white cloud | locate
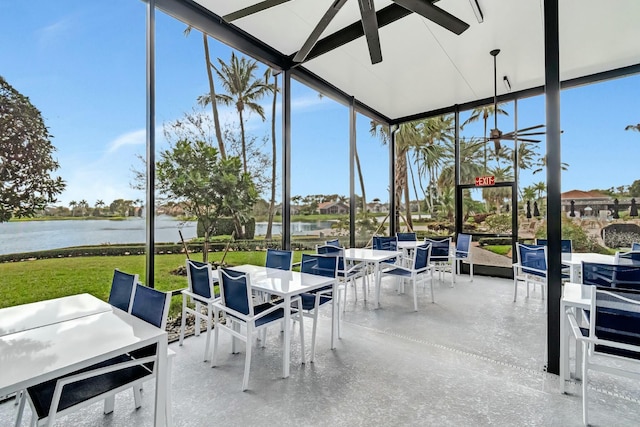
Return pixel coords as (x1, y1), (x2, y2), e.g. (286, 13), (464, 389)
(106, 129), (146, 154)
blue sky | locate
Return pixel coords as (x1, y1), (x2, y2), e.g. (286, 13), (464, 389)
(1, 1), (638, 207)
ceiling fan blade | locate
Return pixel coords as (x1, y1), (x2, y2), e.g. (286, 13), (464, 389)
(513, 138), (541, 143)
(293, 0), (349, 63)
(516, 131), (546, 136)
(514, 124), (545, 133)
(358, 0), (383, 64)
(223, 0), (291, 22)
(392, 0), (469, 35)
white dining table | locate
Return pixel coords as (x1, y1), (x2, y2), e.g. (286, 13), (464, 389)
(0, 295), (169, 427)
(343, 248), (402, 308)
(563, 253), (616, 283)
(559, 282), (592, 394)
(228, 265), (337, 378)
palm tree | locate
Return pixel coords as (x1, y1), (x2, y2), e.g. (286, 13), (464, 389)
(533, 181), (547, 200)
(184, 26), (226, 159)
(532, 154), (569, 175)
(438, 137), (484, 188)
(95, 199), (105, 216)
(461, 104), (509, 173)
(481, 166), (513, 212)
(264, 68), (278, 240)
(201, 52), (270, 174)
(69, 200), (77, 217)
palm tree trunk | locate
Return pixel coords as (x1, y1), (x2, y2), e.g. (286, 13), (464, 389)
(239, 109), (248, 174)
(265, 75), (277, 240)
(203, 230), (209, 263)
(354, 142), (367, 217)
(203, 34), (226, 159)
(404, 174), (413, 231)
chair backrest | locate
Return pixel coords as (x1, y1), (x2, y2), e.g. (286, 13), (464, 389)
(130, 284), (171, 329)
(413, 243), (432, 270)
(325, 239), (340, 247)
(265, 248), (293, 271)
(633, 242), (640, 251)
(425, 237), (451, 260)
(396, 232), (417, 242)
(218, 268), (252, 316)
(534, 238), (572, 260)
(582, 262), (640, 290)
(186, 259), (217, 299)
(373, 236), (398, 251)
(108, 270), (138, 312)
(316, 244), (345, 270)
(590, 288), (640, 356)
(301, 253), (338, 278)
(455, 233), (472, 257)
(615, 250), (640, 265)
(516, 243), (547, 275)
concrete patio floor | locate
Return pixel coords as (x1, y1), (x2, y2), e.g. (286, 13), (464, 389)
(3, 273), (640, 426)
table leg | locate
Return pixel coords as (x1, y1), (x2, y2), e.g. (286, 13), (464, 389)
(375, 261), (382, 308)
(283, 295), (291, 378)
(154, 336), (168, 427)
(331, 281), (337, 349)
(560, 302), (567, 394)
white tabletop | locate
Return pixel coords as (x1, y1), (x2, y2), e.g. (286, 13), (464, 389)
(0, 309), (166, 397)
(229, 265), (335, 296)
(0, 293), (112, 337)
(344, 248), (402, 262)
(563, 253), (615, 266)
(562, 282), (592, 309)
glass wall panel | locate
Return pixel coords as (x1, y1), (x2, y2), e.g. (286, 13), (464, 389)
(355, 114), (390, 245)
(290, 80), (349, 249)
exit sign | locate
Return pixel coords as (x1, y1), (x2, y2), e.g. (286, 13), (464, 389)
(475, 176), (495, 186)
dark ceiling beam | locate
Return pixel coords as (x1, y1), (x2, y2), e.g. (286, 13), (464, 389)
(292, 4), (412, 64)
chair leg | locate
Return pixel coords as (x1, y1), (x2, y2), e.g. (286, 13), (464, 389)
(203, 308), (213, 361)
(470, 263), (474, 282)
(242, 326), (252, 391)
(211, 311), (220, 368)
(104, 395), (116, 414)
(14, 390), (26, 427)
(412, 277), (418, 311)
(297, 308), (306, 365)
(195, 302), (202, 336)
(133, 386), (142, 409)
(342, 280), (348, 312)
(513, 277), (518, 302)
(179, 294), (187, 346)
(430, 271), (435, 303)
(582, 342), (588, 426)
(311, 310), (319, 363)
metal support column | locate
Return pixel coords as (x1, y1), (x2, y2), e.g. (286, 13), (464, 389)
(282, 69), (292, 250)
(349, 98), (356, 247)
(512, 99), (519, 252)
(145, 0), (156, 287)
(389, 125), (397, 235)
(545, 0), (562, 375)
(454, 106), (462, 237)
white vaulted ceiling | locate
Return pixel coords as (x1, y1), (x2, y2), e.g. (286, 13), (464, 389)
(162, 0), (640, 122)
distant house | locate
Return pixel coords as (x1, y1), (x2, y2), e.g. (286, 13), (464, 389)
(367, 201), (389, 213)
(561, 190), (612, 218)
(275, 204), (301, 215)
(317, 201), (349, 215)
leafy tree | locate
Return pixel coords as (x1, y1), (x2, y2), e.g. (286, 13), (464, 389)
(0, 76), (65, 222)
(629, 179), (640, 197)
(156, 139), (256, 262)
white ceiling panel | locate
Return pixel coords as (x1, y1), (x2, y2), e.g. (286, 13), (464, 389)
(188, 0), (640, 121)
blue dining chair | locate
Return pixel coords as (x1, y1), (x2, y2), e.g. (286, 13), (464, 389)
(381, 243), (434, 311)
(425, 237), (453, 286)
(396, 232), (417, 242)
(582, 262), (640, 290)
(317, 244), (366, 310)
(453, 233), (473, 282)
(212, 268), (305, 391)
(265, 248), (293, 270)
(325, 238), (340, 247)
(568, 288), (640, 425)
(179, 259), (219, 361)
(298, 254), (338, 362)
(513, 243), (548, 302)
(108, 269), (138, 312)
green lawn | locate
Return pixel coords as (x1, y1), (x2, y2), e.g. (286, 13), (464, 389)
(483, 245), (512, 256)
(0, 251), (307, 317)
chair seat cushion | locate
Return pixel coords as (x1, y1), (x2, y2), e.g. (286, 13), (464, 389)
(27, 354), (153, 419)
(252, 302), (286, 327)
(383, 268), (412, 278)
(299, 293), (332, 311)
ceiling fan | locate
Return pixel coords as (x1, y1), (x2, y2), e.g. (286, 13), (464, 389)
(484, 49), (545, 155)
(223, 0), (470, 65)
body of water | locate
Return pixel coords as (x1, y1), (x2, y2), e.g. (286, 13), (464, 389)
(0, 218), (335, 255)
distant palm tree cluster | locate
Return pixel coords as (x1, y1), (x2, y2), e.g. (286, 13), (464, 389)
(45, 199), (144, 218)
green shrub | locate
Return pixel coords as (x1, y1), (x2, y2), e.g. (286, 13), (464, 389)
(479, 237), (512, 246)
(535, 217), (608, 253)
(484, 213), (511, 234)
